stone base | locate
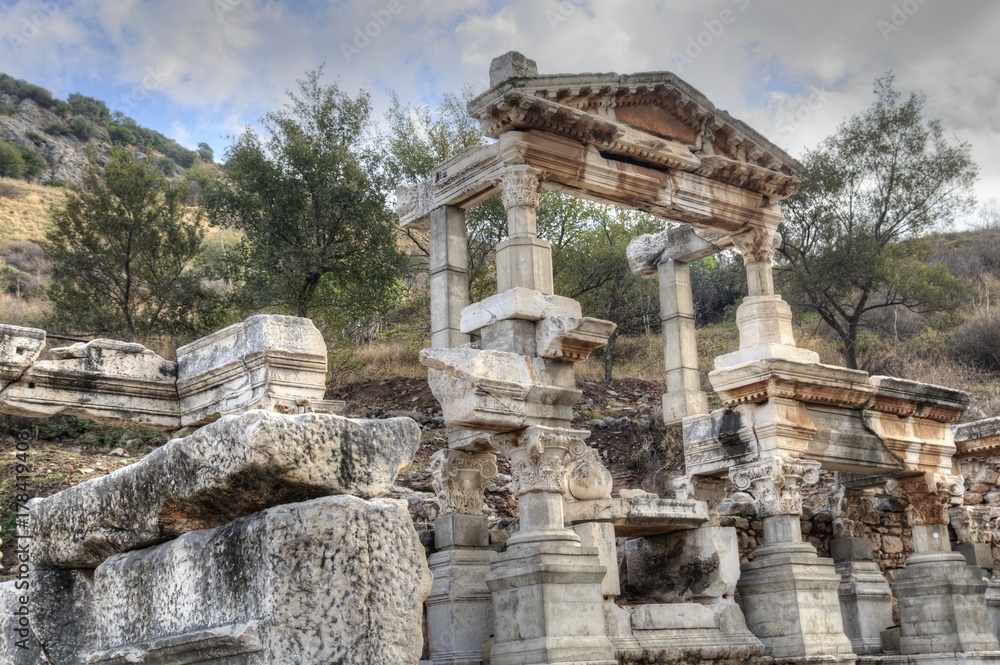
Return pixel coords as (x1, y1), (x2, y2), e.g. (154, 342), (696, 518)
(895, 552), (1000, 655)
(832, 538), (894, 656)
(662, 389), (709, 428)
(987, 575), (1000, 641)
(427, 548), (494, 665)
(486, 540), (616, 665)
(858, 652), (1000, 664)
(738, 541), (856, 662)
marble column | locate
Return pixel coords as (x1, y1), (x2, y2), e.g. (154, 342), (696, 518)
(890, 473), (999, 655)
(828, 488), (893, 655)
(658, 258), (709, 426)
(486, 426), (616, 665)
(730, 457), (856, 663)
(494, 166), (554, 295)
(426, 449), (498, 665)
(430, 205), (471, 349)
(716, 223), (819, 369)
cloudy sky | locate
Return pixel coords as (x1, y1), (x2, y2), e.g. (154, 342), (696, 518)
(3, 0), (999, 212)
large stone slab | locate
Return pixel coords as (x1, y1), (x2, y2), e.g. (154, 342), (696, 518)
(0, 338), (180, 431)
(31, 411), (420, 568)
(420, 347), (580, 432)
(176, 314), (334, 428)
(22, 496), (431, 665)
(459, 287), (580, 335)
(562, 495), (708, 536)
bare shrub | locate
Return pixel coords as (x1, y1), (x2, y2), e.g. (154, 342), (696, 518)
(952, 312), (1000, 372)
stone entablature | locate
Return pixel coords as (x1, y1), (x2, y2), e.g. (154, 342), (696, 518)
(955, 416), (1000, 458)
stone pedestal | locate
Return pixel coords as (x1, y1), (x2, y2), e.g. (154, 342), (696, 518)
(830, 537), (894, 655)
(895, 526), (999, 655)
(738, 535), (856, 663)
(731, 459), (856, 663)
(427, 546), (494, 665)
(987, 574), (1000, 642)
(486, 492), (616, 665)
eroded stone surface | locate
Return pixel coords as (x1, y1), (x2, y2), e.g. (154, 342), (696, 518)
(535, 316), (616, 362)
(459, 288), (581, 335)
(32, 411), (420, 568)
(0, 324), (45, 391)
(87, 496), (431, 665)
(176, 314), (332, 427)
(0, 338), (180, 431)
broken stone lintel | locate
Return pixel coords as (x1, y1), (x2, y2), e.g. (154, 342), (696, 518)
(31, 411), (420, 568)
(627, 226), (730, 278)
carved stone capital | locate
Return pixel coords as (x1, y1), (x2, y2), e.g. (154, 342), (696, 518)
(430, 449), (499, 516)
(497, 165), (542, 210)
(732, 225), (781, 264)
(491, 426), (589, 495)
(673, 475), (727, 526)
(949, 505), (993, 545)
(829, 487), (876, 539)
(729, 456), (820, 518)
(887, 472), (965, 526)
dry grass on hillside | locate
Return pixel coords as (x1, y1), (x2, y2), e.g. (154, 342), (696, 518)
(0, 293), (51, 328)
(0, 177), (65, 243)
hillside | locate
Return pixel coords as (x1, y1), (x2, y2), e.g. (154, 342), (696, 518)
(0, 177), (64, 242)
(0, 73), (201, 188)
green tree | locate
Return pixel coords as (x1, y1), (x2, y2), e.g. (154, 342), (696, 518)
(197, 142), (214, 163)
(68, 93), (111, 125)
(44, 147), (206, 342)
(0, 142), (25, 178)
(778, 73), (978, 369)
(205, 69), (406, 330)
(16, 144), (47, 179)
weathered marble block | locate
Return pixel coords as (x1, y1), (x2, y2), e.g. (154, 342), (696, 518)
(31, 411), (420, 568)
(459, 287), (580, 335)
(0, 338), (180, 430)
(420, 347), (579, 432)
(75, 496), (429, 665)
(535, 316), (616, 362)
(0, 324), (45, 390)
(176, 314), (333, 427)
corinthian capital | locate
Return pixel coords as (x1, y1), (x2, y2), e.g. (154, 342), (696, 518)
(430, 449), (499, 516)
(491, 425), (589, 496)
(829, 487), (876, 539)
(949, 505), (992, 545)
(887, 472), (965, 526)
(729, 456), (820, 518)
(497, 165), (542, 210)
(732, 225), (782, 264)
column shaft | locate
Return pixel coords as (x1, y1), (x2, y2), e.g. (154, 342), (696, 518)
(658, 259), (708, 426)
(430, 205), (471, 348)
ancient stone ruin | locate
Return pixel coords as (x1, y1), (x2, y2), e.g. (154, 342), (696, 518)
(2, 52), (1000, 665)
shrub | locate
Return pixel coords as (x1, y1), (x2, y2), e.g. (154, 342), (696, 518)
(45, 122), (68, 136)
(0, 101), (13, 115)
(951, 312), (1000, 371)
(68, 116), (98, 140)
(26, 131), (45, 146)
(16, 144), (47, 178)
(0, 142), (25, 178)
(107, 124), (136, 146)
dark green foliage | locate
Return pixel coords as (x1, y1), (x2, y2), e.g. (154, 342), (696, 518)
(44, 147), (208, 342)
(205, 69), (406, 336)
(779, 73), (978, 369)
(0, 142), (25, 178)
(197, 142), (214, 163)
(107, 123), (136, 146)
(15, 144), (47, 179)
(68, 116), (99, 140)
(0, 73), (65, 114)
(26, 131), (45, 146)
(67, 92), (111, 125)
(690, 251), (747, 325)
(0, 101), (13, 115)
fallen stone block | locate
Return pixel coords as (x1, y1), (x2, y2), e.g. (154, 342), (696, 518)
(176, 314), (333, 428)
(459, 287), (580, 335)
(535, 316), (616, 362)
(90, 496), (431, 665)
(31, 411), (420, 568)
(0, 338), (180, 431)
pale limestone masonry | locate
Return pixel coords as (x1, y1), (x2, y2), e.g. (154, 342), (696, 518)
(30, 411), (419, 568)
(0, 315), (345, 433)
